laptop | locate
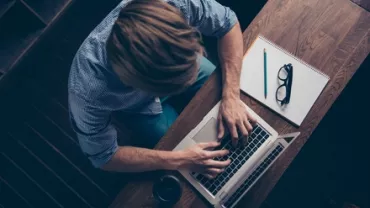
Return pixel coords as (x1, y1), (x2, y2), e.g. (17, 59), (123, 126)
(173, 101), (300, 208)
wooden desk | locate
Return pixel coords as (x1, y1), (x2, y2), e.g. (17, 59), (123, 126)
(110, 0), (370, 207)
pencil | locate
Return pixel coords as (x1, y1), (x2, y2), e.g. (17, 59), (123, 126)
(264, 48), (267, 98)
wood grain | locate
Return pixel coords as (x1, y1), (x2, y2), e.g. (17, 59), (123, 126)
(111, 0), (370, 207)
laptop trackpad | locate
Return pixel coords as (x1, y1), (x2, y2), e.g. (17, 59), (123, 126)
(192, 118), (218, 143)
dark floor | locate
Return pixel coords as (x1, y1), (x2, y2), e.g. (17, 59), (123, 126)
(0, 1), (126, 208)
(0, 0), (368, 208)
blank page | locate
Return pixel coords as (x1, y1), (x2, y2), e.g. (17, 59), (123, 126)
(240, 36), (329, 126)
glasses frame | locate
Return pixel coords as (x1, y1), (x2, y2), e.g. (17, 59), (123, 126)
(276, 63), (293, 105)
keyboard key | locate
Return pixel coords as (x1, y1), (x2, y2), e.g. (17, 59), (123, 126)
(254, 127), (261, 134)
(219, 156), (227, 161)
(237, 163), (242, 169)
(257, 134), (263, 140)
(235, 148), (242, 154)
(237, 155), (244, 161)
(229, 152), (237, 159)
(230, 162), (236, 169)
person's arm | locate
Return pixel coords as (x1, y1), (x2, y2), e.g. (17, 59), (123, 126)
(69, 92), (230, 176)
(218, 22), (243, 104)
(68, 91), (175, 171)
(184, 0), (256, 146)
(101, 146), (181, 172)
(102, 142), (230, 179)
(217, 22), (257, 146)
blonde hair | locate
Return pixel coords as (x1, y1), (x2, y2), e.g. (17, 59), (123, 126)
(106, 0), (203, 95)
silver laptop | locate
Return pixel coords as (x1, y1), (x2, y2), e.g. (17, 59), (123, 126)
(174, 101), (300, 208)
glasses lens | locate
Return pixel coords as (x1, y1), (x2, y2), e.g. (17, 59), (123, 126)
(278, 67), (289, 80)
(276, 85), (286, 101)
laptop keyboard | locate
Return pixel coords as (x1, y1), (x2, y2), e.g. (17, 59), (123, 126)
(223, 143), (284, 207)
(191, 124), (271, 196)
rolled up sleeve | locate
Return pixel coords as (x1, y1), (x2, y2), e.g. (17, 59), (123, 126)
(186, 0), (238, 38)
(68, 91), (118, 168)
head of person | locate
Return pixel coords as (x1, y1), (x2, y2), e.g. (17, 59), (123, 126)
(106, 0), (204, 96)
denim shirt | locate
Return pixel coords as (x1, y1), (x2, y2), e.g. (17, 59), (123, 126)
(68, 0), (237, 168)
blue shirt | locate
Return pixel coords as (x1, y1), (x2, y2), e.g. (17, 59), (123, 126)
(68, 0), (237, 168)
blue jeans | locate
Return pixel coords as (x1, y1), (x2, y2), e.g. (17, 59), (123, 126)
(122, 57), (216, 148)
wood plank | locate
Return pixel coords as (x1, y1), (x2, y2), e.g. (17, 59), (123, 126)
(0, 175), (33, 208)
(0, 78), (127, 206)
(6, 124), (105, 207)
(0, 153), (62, 208)
(31, 99), (77, 144)
(1, 133), (91, 208)
(110, 0), (370, 207)
(24, 109), (116, 201)
(16, 76), (128, 197)
(25, 51), (70, 108)
(21, 0), (73, 24)
(0, 101), (112, 207)
(0, 1), (16, 20)
(26, 76), (76, 142)
(0, 0), (46, 73)
(0, 91), (114, 205)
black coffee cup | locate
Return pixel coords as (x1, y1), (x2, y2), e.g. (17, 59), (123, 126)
(152, 174), (182, 207)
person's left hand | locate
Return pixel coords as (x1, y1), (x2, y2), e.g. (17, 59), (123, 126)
(217, 98), (257, 147)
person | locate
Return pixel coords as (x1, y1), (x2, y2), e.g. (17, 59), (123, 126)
(68, 0), (256, 179)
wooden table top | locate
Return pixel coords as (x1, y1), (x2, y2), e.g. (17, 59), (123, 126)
(110, 0), (370, 207)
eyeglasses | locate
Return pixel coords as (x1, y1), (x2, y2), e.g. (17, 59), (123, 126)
(276, 64), (293, 106)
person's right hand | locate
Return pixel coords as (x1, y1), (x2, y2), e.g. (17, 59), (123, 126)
(177, 142), (231, 179)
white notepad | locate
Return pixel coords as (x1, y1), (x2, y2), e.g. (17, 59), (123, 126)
(240, 36), (330, 126)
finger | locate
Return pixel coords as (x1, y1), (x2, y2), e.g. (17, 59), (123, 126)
(239, 124), (249, 146)
(242, 131), (250, 146)
(205, 159), (231, 168)
(244, 119), (253, 132)
(243, 136), (249, 146)
(217, 115), (225, 140)
(246, 111), (257, 125)
(226, 121), (239, 147)
(205, 168), (224, 175)
(238, 121), (249, 138)
(206, 149), (229, 158)
(198, 141), (220, 149)
(237, 121), (248, 146)
(202, 173), (216, 179)
(231, 130), (239, 148)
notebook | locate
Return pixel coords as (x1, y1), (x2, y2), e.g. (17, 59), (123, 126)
(240, 35), (329, 126)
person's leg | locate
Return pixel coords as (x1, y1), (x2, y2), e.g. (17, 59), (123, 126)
(120, 103), (178, 148)
(167, 56), (216, 112)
